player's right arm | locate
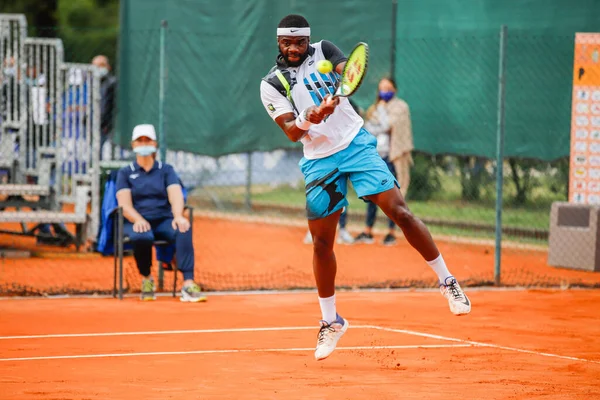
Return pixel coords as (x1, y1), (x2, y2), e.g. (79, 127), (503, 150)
(115, 168), (150, 232)
(260, 81), (338, 142)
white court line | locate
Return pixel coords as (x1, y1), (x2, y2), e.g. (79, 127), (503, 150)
(0, 344), (472, 362)
(2, 325), (598, 365)
(0, 326), (318, 340)
(365, 325), (600, 365)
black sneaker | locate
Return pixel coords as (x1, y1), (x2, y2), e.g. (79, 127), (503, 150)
(354, 232), (374, 244)
(382, 233), (397, 246)
(36, 235), (66, 246)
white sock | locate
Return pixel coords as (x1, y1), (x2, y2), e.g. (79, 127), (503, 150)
(426, 254), (453, 284)
(318, 294), (337, 324)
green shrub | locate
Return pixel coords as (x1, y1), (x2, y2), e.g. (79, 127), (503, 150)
(406, 152), (442, 201)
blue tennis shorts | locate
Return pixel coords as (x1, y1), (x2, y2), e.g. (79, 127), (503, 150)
(299, 128), (399, 220)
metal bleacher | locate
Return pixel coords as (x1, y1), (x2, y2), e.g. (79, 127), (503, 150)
(0, 14), (100, 251)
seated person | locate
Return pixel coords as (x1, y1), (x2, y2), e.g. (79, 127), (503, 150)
(115, 124), (206, 302)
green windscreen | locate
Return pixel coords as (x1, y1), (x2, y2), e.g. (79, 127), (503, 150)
(118, 0), (600, 160)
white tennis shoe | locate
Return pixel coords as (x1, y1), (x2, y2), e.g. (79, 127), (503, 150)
(314, 314), (349, 360)
(440, 276), (471, 315)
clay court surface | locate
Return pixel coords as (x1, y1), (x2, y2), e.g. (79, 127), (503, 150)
(1, 290), (599, 399)
(2, 214), (600, 294)
(1, 214), (600, 399)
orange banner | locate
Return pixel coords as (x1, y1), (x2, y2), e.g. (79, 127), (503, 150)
(570, 33), (600, 204)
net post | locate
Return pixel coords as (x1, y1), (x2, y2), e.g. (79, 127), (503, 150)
(390, 0), (398, 81)
(158, 20), (168, 163)
(494, 25), (508, 286)
(245, 152), (252, 210)
(158, 262), (164, 291)
(118, 207), (124, 300)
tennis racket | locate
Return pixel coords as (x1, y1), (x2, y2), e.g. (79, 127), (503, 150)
(333, 42), (369, 98)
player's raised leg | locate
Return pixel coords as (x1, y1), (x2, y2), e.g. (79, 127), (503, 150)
(368, 188), (471, 315)
(309, 209), (340, 300)
(308, 209), (349, 360)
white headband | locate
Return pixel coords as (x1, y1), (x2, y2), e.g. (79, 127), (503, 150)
(277, 27), (311, 37)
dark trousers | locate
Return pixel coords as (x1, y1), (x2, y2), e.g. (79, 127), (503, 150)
(339, 208), (348, 229)
(366, 157), (396, 229)
(123, 217), (195, 280)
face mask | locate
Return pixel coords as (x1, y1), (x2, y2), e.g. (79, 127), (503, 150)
(379, 91), (395, 102)
(98, 67), (108, 78)
(133, 145), (157, 156)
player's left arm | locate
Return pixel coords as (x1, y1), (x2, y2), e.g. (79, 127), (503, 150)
(165, 166), (184, 220)
(165, 166), (189, 232)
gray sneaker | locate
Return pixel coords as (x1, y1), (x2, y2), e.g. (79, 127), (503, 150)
(140, 278), (156, 301)
(181, 282), (207, 303)
(336, 228), (355, 245)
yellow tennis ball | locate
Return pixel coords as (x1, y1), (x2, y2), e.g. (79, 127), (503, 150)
(316, 60), (333, 74)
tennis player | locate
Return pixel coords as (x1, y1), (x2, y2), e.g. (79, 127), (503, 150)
(260, 14), (471, 361)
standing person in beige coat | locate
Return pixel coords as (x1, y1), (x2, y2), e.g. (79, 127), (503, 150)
(354, 77), (414, 246)
(386, 79), (414, 199)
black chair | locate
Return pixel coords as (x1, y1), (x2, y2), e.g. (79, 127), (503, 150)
(111, 206), (193, 300)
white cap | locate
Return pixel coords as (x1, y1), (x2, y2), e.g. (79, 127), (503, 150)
(132, 124), (157, 141)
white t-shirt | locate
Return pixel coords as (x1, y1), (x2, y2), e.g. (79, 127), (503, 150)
(260, 40), (364, 160)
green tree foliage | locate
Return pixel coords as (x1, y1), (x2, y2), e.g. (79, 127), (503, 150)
(508, 158), (539, 206)
(0, 0), (58, 36)
(458, 156), (489, 202)
(56, 0), (119, 65)
(548, 157), (569, 199)
(406, 153), (442, 201)
(1, 0), (118, 66)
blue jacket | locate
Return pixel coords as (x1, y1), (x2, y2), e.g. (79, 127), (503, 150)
(96, 169), (187, 264)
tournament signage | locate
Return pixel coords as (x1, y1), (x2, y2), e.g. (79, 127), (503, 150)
(570, 33), (600, 204)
